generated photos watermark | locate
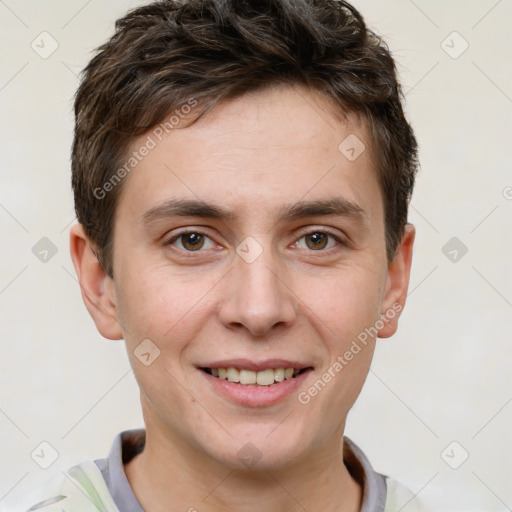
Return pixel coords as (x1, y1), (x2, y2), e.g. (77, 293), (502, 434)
(298, 302), (402, 405)
(93, 97), (198, 200)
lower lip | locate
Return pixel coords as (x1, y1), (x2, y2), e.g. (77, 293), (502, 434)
(199, 369), (313, 407)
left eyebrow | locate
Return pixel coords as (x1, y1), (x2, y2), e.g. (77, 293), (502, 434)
(277, 197), (365, 222)
(141, 197), (366, 225)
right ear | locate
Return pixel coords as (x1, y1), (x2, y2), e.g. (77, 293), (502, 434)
(69, 223), (123, 340)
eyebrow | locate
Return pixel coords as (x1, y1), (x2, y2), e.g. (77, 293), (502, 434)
(141, 197), (365, 225)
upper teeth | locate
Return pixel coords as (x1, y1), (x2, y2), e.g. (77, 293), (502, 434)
(211, 367), (298, 386)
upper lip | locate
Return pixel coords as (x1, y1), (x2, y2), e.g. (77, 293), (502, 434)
(199, 359), (313, 372)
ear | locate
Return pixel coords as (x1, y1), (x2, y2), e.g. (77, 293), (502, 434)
(378, 223), (415, 338)
(69, 223), (123, 340)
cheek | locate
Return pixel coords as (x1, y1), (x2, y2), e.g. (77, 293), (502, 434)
(115, 266), (216, 352)
(297, 267), (383, 402)
(302, 266), (385, 341)
(115, 270), (213, 409)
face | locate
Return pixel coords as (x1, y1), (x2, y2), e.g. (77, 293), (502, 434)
(72, 84), (414, 471)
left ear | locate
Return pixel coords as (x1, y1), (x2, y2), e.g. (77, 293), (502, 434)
(378, 223), (415, 338)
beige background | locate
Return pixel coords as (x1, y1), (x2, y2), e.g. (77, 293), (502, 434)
(1, 1), (511, 510)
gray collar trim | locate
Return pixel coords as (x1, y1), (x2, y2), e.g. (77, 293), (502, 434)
(95, 430), (387, 512)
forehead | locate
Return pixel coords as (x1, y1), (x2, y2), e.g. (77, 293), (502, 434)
(116, 84), (382, 230)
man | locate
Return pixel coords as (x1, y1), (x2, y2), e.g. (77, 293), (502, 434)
(14, 0), (424, 510)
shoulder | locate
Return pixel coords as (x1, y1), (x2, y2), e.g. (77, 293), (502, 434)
(383, 476), (441, 512)
(5, 460), (119, 512)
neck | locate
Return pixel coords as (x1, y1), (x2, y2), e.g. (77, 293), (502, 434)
(125, 418), (362, 512)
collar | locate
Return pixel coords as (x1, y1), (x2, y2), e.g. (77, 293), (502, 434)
(94, 429), (387, 512)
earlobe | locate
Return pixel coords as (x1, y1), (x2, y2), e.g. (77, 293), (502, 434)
(69, 223), (124, 340)
(378, 224), (415, 339)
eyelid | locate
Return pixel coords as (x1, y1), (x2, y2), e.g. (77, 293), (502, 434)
(294, 225), (345, 237)
(294, 226), (348, 244)
(163, 227), (218, 250)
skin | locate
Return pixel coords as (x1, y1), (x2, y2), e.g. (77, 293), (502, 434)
(70, 83), (415, 512)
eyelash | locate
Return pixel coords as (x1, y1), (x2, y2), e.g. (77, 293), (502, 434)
(163, 228), (347, 255)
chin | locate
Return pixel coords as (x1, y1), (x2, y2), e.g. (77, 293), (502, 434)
(205, 422), (317, 472)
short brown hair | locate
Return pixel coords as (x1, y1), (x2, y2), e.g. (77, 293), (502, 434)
(72, 0), (419, 278)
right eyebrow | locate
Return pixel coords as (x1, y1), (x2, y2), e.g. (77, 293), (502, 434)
(142, 199), (236, 225)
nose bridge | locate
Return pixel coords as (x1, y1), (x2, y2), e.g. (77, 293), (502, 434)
(239, 244), (279, 301)
(219, 235), (296, 335)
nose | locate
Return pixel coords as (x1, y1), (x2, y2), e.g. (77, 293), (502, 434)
(217, 239), (297, 337)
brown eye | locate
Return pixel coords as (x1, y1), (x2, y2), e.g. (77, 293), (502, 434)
(180, 232), (205, 251)
(295, 231), (341, 252)
(305, 232), (329, 250)
(165, 230), (217, 254)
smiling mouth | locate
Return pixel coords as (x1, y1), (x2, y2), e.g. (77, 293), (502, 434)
(201, 367), (312, 386)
